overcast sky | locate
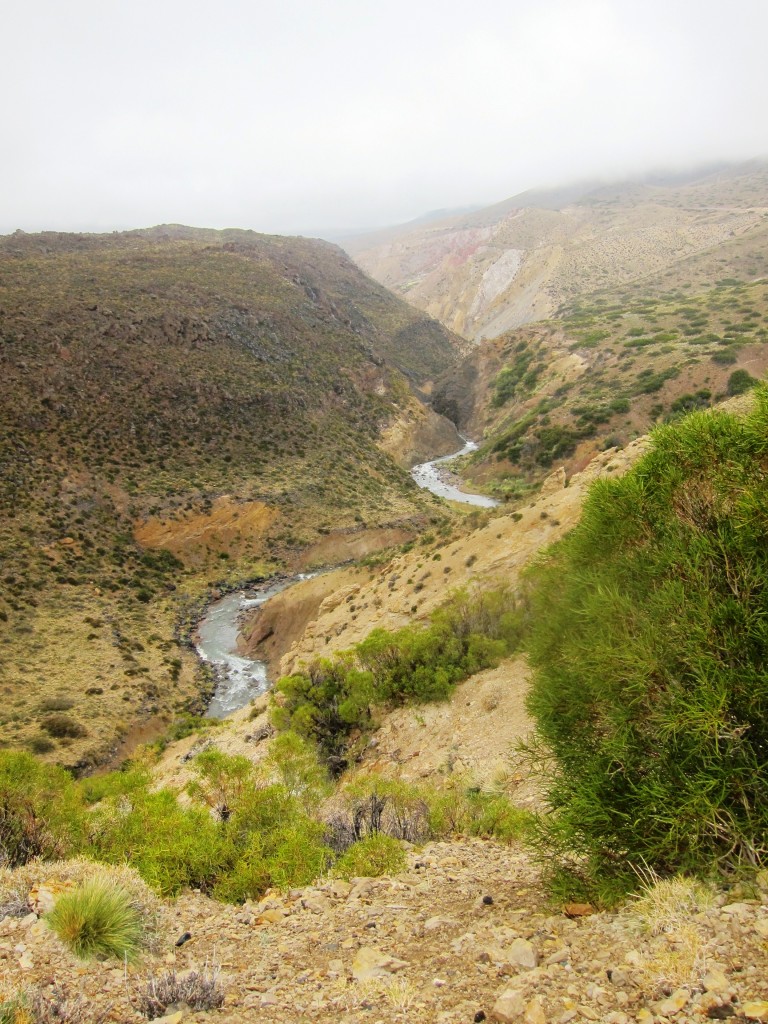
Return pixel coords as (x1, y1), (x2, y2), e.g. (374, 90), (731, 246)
(2, 0), (767, 237)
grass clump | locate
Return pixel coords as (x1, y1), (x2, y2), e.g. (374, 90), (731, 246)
(524, 383), (768, 901)
(46, 877), (144, 961)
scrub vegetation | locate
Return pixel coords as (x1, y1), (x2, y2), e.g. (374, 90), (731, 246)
(0, 227), (463, 764)
(522, 386), (768, 901)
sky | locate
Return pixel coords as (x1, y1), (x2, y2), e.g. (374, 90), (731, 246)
(2, 0), (767, 237)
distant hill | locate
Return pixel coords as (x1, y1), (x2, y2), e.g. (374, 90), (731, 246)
(0, 226), (465, 766)
(345, 161), (768, 340)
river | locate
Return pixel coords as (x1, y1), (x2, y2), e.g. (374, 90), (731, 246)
(198, 575), (315, 718)
(196, 440), (497, 717)
(410, 438), (499, 508)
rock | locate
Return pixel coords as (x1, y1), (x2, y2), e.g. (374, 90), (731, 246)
(259, 909), (285, 924)
(18, 950), (34, 970)
(507, 937), (538, 968)
(721, 902), (752, 917)
(425, 916), (455, 932)
(545, 947), (570, 965)
(351, 946), (408, 981)
(656, 989), (689, 1015)
(755, 919), (768, 938)
(149, 1013), (184, 1024)
(563, 902), (595, 918)
(490, 988), (526, 1023)
(174, 931), (192, 946)
(524, 996), (546, 1024)
(540, 467), (567, 496)
(743, 1002), (768, 1021)
(703, 969), (729, 992)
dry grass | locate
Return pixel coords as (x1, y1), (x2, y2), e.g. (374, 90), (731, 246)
(632, 870), (716, 936)
(631, 870), (715, 994)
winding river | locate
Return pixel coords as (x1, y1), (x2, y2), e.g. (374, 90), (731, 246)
(198, 575), (314, 718)
(410, 438), (499, 508)
(196, 439), (497, 717)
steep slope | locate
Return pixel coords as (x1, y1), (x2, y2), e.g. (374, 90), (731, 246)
(345, 161), (768, 340)
(0, 227), (465, 767)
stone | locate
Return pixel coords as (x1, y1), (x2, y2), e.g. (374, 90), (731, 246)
(755, 919), (768, 938)
(702, 969), (729, 993)
(260, 909), (284, 924)
(743, 1002), (768, 1021)
(656, 989), (689, 1015)
(545, 947), (570, 965)
(490, 988), (526, 1023)
(18, 950), (34, 971)
(507, 937), (538, 969)
(149, 1013), (184, 1024)
(425, 916), (455, 932)
(351, 946), (408, 981)
(563, 902), (594, 918)
(524, 996), (546, 1024)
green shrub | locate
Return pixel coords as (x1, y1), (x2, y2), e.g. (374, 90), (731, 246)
(727, 369), (758, 396)
(334, 833), (406, 879)
(89, 786), (228, 895)
(46, 878), (143, 961)
(274, 587), (525, 769)
(0, 752), (86, 867)
(426, 786), (531, 843)
(524, 387), (768, 900)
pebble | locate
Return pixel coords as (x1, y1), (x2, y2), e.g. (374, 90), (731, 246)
(490, 987), (526, 1023)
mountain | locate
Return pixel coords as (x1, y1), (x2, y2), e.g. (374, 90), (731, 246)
(0, 226), (465, 767)
(344, 161), (768, 340)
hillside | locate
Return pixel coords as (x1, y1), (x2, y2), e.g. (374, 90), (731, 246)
(431, 276), (768, 499)
(345, 161), (768, 340)
(0, 227), (465, 767)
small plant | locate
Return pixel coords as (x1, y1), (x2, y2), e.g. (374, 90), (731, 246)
(334, 833), (406, 879)
(137, 967), (225, 1018)
(46, 877), (144, 961)
(0, 987), (109, 1024)
(633, 868), (715, 935)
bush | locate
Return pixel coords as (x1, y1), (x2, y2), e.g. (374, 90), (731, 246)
(0, 752), (86, 867)
(334, 833), (406, 879)
(727, 369), (758, 396)
(524, 388), (768, 900)
(274, 587), (525, 770)
(46, 877), (144, 960)
(40, 714), (87, 739)
(89, 786), (229, 895)
(138, 968), (224, 1019)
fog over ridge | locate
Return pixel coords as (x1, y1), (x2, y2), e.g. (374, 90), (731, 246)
(2, 0), (766, 236)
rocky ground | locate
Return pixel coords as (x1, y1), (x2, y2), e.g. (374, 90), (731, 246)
(3, 840), (768, 1023)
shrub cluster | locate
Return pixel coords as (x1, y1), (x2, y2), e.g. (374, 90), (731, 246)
(273, 587), (525, 770)
(524, 385), (768, 900)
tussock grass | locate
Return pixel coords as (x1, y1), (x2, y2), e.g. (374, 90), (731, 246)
(633, 868), (715, 936)
(45, 877), (144, 961)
